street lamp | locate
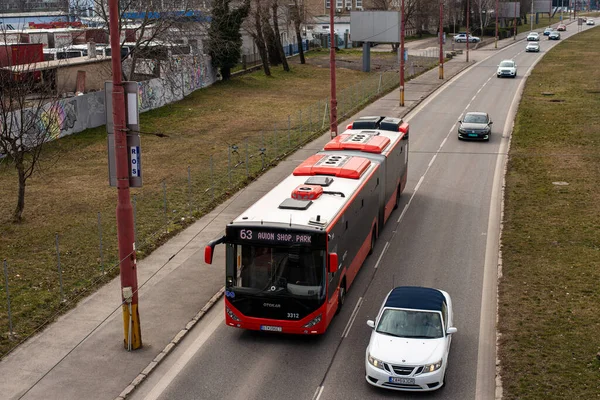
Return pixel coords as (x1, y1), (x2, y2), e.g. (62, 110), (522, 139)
(329, 0), (338, 137)
(513, 0), (517, 40)
(400, 0), (405, 106)
(439, 0), (444, 79)
(495, 0), (499, 48)
(466, 0), (470, 62)
(530, 0), (534, 31)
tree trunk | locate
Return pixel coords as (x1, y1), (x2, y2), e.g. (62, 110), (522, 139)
(292, 5), (305, 64)
(262, 11), (280, 66)
(254, 1), (271, 76)
(272, 0), (290, 72)
(13, 161), (26, 223)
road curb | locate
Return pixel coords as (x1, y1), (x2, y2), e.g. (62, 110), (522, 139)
(115, 287), (225, 400)
(113, 57), (478, 400)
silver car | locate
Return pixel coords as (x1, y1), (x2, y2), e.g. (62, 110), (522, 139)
(526, 42), (540, 52)
(458, 112), (493, 140)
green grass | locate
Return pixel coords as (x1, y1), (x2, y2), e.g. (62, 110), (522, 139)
(0, 51), (420, 357)
(498, 27), (600, 398)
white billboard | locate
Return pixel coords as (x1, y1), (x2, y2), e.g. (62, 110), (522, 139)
(499, 2), (521, 18)
(350, 11), (401, 43)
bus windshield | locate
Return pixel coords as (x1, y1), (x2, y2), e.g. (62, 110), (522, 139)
(235, 244), (325, 298)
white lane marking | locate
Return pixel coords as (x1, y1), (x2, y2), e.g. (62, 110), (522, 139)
(313, 385), (325, 400)
(475, 45), (548, 400)
(428, 154), (437, 167)
(440, 137), (448, 148)
(414, 175), (425, 192)
(466, 102), (471, 108)
(374, 242), (390, 269)
(397, 203), (409, 223)
(143, 304), (224, 400)
(341, 297), (364, 338)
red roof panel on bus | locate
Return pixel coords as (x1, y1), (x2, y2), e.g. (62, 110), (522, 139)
(293, 154), (371, 179)
(324, 134), (391, 154)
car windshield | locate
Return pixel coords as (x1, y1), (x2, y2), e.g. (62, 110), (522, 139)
(499, 61), (514, 67)
(376, 309), (444, 339)
(235, 244), (325, 297)
(463, 114), (488, 124)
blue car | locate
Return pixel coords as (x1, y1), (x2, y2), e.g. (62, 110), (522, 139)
(543, 27), (553, 36)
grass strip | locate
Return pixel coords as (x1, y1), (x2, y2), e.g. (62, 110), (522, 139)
(498, 25), (600, 398)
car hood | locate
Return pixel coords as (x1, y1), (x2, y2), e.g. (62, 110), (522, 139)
(460, 122), (489, 130)
(369, 333), (445, 365)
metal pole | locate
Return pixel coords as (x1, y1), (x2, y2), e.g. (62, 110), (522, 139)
(531, 0), (534, 31)
(3, 260), (14, 340)
(55, 233), (65, 302)
(162, 181), (167, 233)
(439, 0), (444, 79)
(210, 155), (214, 202)
(329, 6), (338, 137)
(299, 110), (302, 138)
(400, 0), (405, 106)
(514, 1), (517, 40)
(466, 0), (470, 62)
(228, 146), (232, 188)
(245, 138), (249, 177)
(133, 194), (137, 245)
(495, 0), (499, 48)
(98, 212), (104, 275)
(261, 131), (265, 169)
(108, 0), (141, 350)
(287, 115), (291, 148)
(187, 166), (192, 218)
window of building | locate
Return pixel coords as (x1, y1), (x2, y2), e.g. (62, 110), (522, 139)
(325, 0), (330, 8)
(356, 0), (363, 8)
(336, 0), (343, 9)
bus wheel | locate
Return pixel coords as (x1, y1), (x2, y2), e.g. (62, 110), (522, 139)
(393, 187), (401, 210)
(368, 228), (376, 255)
(336, 284), (346, 315)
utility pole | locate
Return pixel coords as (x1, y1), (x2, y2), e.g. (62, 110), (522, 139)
(514, 1), (517, 40)
(400, 0), (405, 106)
(108, 0), (142, 350)
(466, 0), (470, 62)
(531, 0), (534, 31)
(495, 0), (499, 48)
(329, 5), (338, 138)
(439, 0), (444, 79)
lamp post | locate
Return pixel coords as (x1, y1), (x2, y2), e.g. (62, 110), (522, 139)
(466, 0), (470, 62)
(561, 0), (564, 21)
(513, 0), (517, 40)
(439, 0), (444, 79)
(530, 0), (534, 31)
(400, 0), (405, 106)
(329, 3), (338, 137)
(495, 0), (499, 48)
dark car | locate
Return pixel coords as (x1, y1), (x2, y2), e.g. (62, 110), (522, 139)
(543, 27), (553, 36)
(549, 31), (561, 40)
(458, 112), (493, 141)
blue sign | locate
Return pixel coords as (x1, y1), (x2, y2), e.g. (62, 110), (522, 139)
(130, 146), (141, 177)
(404, 49), (408, 62)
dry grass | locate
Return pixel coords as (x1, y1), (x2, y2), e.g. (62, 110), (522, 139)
(498, 27), (600, 398)
(0, 49), (429, 356)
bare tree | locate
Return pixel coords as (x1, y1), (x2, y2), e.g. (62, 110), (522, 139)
(250, 0), (272, 75)
(271, 0), (290, 71)
(260, 1), (281, 66)
(289, 0), (305, 64)
(0, 36), (62, 222)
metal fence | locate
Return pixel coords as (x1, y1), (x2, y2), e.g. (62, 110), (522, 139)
(0, 52), (439, 355)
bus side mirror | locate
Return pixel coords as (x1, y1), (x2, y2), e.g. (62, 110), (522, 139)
(205, 236), (226, 265)
(328, 253), (339, 273)
(205, 246), (214, 264)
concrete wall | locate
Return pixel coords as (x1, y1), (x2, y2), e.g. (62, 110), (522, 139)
(56, 58), (113, 93)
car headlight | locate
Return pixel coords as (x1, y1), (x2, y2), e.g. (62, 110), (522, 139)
(423, 359), (443, 373)
(368, 353), (386, 370)
(458, 127), (466, 133)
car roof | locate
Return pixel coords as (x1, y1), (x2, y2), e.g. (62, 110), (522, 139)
(465, 111), (488, 116)
(384, 286), (446, 312)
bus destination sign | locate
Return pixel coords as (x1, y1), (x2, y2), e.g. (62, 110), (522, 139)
(237, 229), (314, 244)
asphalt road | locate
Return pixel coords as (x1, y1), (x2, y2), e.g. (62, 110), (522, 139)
(130, 24), (594, 400)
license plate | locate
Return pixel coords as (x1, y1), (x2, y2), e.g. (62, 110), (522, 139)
(260, 325), (282, 332)
(468, 133), (478, 137)
(389, 377), (415, 384)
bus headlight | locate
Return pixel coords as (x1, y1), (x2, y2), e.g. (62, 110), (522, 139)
(226, 306), (240, 321)
(303, 314), (322, 328)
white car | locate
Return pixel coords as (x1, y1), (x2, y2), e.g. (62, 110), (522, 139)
(497, 59), (517, 78)
(526, 32), (540, 41)
(365, 286), (457, 392)
(453, 33), (480, 43)
(525, 42), (540, 52)
(586, 19), (595, 25)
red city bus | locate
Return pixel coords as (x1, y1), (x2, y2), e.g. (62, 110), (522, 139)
(205, 116), (409, 334)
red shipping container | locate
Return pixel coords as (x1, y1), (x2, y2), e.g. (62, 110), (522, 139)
(0, 43), (44, 81)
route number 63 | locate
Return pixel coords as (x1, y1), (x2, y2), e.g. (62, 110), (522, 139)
(240, 229), (253, 240)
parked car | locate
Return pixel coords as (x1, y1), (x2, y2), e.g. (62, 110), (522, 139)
(527, 32), (540, 41)
(458, 112), (493, 140)
(549, 31), (561, 40)
(453, 33), (480, 43)
(525, 42), (540, 52)
(496, 59), (517, 79)
(365, 286), (457, 392)
(543, 27), (553, 36)
(557, 24), (567, 31)
(586, 19), (595, 25)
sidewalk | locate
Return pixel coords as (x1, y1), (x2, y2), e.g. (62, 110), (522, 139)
(0, 53), (475, 400)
